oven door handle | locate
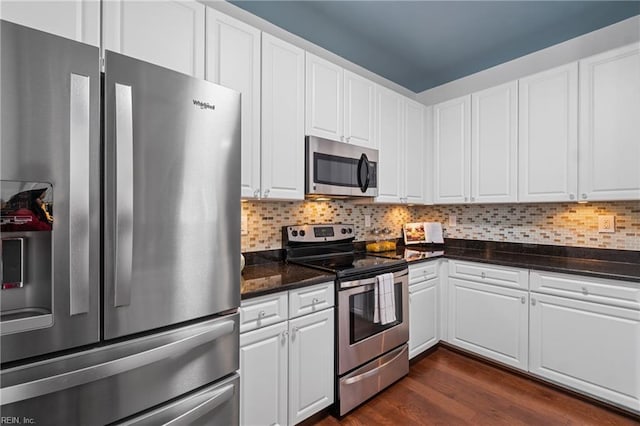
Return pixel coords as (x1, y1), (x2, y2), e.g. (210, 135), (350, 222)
(341, 269), (408, 290)
(343, 345), (408, 385)
(356, 153), (370, 193)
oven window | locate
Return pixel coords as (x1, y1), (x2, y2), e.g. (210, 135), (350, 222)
(314, 153), (358, 188)
(349, 283), (403, 344)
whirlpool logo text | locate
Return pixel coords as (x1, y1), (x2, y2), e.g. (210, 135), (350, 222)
(192, 100), (216, 110)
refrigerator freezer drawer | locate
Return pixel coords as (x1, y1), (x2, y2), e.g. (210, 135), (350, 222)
(0, 314), (239, 425)
(118, 373), (239, 426)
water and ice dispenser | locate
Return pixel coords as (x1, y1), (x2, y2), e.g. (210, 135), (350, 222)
(1, 181), (54, 334)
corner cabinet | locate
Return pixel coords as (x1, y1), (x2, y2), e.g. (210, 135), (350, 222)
(0, 0), (100, 46)
(433, 95), (471, 204)
(206, 9), (261, 199)
(447, 260), (529, 370)
(239, 283), (335, 426)
(408, 262), (439, 359)
(518, 62), (578, 202)
(261, 33), (305, 200)
(103, 0), (205, 78)
(578, 43), (640, 202)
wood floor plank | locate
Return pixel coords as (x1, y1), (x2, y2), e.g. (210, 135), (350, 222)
(313, 347), (640, 426)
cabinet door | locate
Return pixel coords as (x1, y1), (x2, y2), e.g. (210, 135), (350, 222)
(343, 70), (376, 148)
(103, 0), (205, 78)
(305, 53), (343, 141)
(240, 322), (289, 426)
(519, 63), (578, 202)
(409, 278), (438, 359)
(471, 81), (518, 203)
(374, 86), (404, 203)
(433, 95), (471, 204)
(0, 0), (99, 46)
(288, 309), (334, 425)
(206, 9), (261, 199)
(448, 278), (528, 370)
(579, 43), (640, 201)
(404, 99), (427, 204)
(530, 293), (640, 412)
(261, 33), (305, 201)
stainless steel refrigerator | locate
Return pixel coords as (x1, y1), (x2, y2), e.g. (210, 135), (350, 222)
(0, 20), (241, 425)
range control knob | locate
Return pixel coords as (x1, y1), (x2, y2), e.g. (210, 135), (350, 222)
(347, 228), (353, 234)
(299, 230), (306, 237)
(291, 230), (298, 237)
(341, 228), (347, 234)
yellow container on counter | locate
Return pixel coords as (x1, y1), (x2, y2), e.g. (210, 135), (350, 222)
(366, 240), (396, 252)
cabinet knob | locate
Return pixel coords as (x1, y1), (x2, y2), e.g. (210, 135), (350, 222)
(312, 298), (319, 304)
(258, 310), (266, 318)
(470, 197), (475, 202)
(346, 136), (351, 142)
(281, 330), (288, 342)
(581, 287), (589, 296)
(581, 193), (587, 200)
(253, 189), (260, 198)
(569, 193), (575, 200)
(340, 136), (344, 142)
(263, 189), (270, 198)
(531, 298), (537, 306)
(521, 296), (526, 304)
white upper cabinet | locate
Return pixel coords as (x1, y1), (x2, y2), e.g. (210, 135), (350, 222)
(374, 86), (404, 203)
(0, 0), (100, 46)
(519, 63), (578, 202)
(305, 52), (344, 141)
(261, 33), (305, 200)
(206, 8), (261, 198)
(404, 99), (428, 204)
(471, 81), (518, 203)
(433, 95), (471, 204)
(344, 70), (376, 148)
(579, 43), (640, 201)
(103, 0), (205, 77)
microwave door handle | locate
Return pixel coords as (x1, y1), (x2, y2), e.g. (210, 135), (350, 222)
(357, 153), (370, 193)
(114, 83), (134, 308)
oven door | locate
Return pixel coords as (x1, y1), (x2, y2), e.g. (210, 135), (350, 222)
(306, 135), (378, 197)
(338, 269), (409, 375)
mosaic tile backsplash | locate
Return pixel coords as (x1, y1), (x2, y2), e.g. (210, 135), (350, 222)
(241, 200), (640, 252)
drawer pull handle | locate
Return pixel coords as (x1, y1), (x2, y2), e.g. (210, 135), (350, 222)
(582, 287), (589, 296)
(312, 298), (319, 304)
(258, 310), (266, 318)
(481, 272), (486, 279)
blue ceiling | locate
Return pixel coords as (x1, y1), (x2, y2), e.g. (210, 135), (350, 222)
(230, 1), (640, 92)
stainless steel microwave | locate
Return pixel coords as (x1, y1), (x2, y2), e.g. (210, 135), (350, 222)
(306, 136), (378, 197)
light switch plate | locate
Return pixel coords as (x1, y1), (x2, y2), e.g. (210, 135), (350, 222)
(598, 215), (615, 233)
(449, 215), (457, 227)
(241, 214), (248, 236)
(364, 214), (371, 228)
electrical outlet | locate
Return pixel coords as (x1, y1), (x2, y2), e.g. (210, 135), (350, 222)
(241, 214), (249, 236)
(364, 214), (371, 228)
(449, 215), (457, 227)
(598, 215), (615, 233)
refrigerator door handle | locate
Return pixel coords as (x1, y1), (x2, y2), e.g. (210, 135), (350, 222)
(0, 319), (235, 405)
(114, 83), (134, 308)
(69, 73), (91, 316)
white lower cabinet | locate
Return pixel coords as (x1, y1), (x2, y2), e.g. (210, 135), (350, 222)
(448, 277), (529, 370)
(408, 262), (439, 358)
(239, 283), (334, 426)
(240, 321), (288, 426)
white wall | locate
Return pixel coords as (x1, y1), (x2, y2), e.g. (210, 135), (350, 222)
(417, 15), (640, 106)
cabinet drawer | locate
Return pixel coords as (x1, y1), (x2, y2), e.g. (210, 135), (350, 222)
(530, 271), (640, 310)
(409, 261), (438, 285)
(240, 292), (288, 333)
(289, 282), (334, 318)
(449, 260), (528, 290)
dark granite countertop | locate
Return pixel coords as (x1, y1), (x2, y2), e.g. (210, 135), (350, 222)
(241, 250), (334, 299)
(240, 241), (640, 299)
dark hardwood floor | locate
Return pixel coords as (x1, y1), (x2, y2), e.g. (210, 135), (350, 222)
(314, 347), (640, 425)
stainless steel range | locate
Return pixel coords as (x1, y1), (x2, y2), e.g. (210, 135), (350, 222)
(284, 224), (409, 416)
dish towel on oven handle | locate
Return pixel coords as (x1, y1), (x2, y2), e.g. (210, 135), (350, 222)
(374, 272), (396, 325)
